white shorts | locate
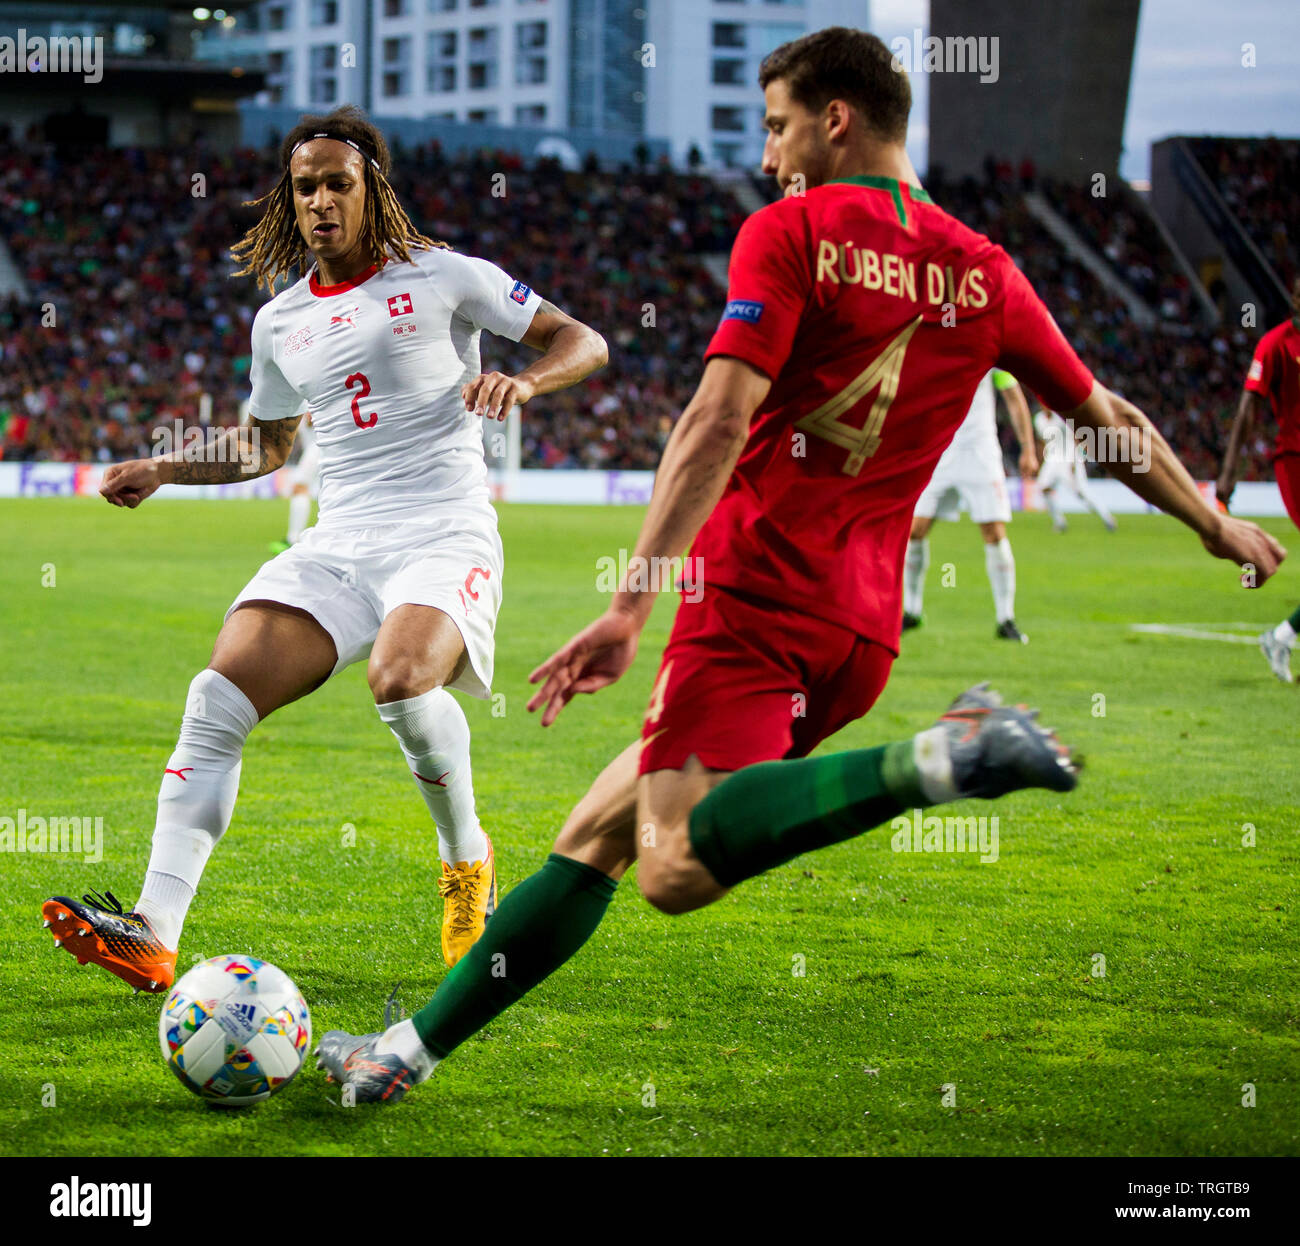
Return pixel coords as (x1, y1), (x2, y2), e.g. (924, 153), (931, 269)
(915, 443), (1011, 525)
(226, 515), (504, 698)
(1038, 457), (1088, 496)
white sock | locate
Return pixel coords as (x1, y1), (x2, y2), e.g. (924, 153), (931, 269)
(911, 725), (958, 804)
(377, 687), (488, 866)
(1044, 489), (1066, 528)
(1081, 488), (1115, 528)
(136, 669), (257, 948)
(1275, 621), (1296, 647)
(287, 492), (311, 543)
(985, 537), (1016, 623)
(375, 1017), (439, 1081)
(903, 538), (930, 616)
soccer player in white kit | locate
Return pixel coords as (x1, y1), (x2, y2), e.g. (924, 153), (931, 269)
(1034, 407), (1117, 533)
(272, 412), (321, 551)
(42, 107), (608, 990)
(902, 369), (1038, 642)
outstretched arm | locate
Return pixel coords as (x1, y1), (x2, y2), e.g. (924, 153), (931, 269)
(1215, 389), (1267, 506)
(1000, 378), (1038, 476)
(526, 356), (770, 725)
(1065, 383), (1284, 580)
(462, 300), (608, 420)
(100, 414), (301, 508)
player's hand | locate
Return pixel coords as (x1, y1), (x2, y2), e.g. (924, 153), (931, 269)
(1200, 514), (1286, 587)
(1019, 448), (1039, 477)
(527, 607), (641, 727)
(100, 458), (166, 509)
(461, 372), (535, 421)
(1214, 477), (1234, 511)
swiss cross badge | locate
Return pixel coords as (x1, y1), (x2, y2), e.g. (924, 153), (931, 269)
(388, 293), (414, 317)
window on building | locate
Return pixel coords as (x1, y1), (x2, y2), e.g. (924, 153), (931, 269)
(428, 0), (456, 10)
(712, 23), (745, 49)
(515, 104), (546, 125)
(309, 75), (337, 104)
(383, 36), (410, 64)
(428, 63), (456, 92)
(711, 58), (745, 85)
(383, 0), (408, 16)
(467, 26), (498, 56)
(432, 30), (456, 57)
(268, 50), (286, 73)
(468, 60), (498, 89)
(516, 20), (546, 50)
(309, 44), (336, 71)
(711, 106), (746, 132)
(309, 0), (338, 24)
(467, 108), (498, 123)
(515, 55), (546, 85)
(713, 142), (742, 167)
(468, 0), (498, 8)
(383, 69), (408, 96)
(267, 5), (288, 31)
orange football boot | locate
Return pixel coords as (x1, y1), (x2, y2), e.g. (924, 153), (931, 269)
(42, 889), (177, 994)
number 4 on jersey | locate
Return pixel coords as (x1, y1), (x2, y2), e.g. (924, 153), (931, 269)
(795, 315), (921, 475)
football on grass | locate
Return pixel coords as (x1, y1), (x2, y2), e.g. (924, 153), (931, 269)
(159, 955), (311, 1106)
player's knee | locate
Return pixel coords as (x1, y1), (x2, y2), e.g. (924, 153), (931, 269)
(636, 842), (705, 916)
(368, 658), (440, 705)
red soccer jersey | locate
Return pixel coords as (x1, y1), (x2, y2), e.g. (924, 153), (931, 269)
(1243, 318), (1300, 458)
(697, 176), (1095, 650)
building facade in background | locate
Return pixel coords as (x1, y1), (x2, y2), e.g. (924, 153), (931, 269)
(201, 0), (867, 165)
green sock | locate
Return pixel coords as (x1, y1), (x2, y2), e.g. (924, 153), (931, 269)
(1288, 604), (1300, 633)
(688, 741), (924, 888)
(413, 853), (617, 1058)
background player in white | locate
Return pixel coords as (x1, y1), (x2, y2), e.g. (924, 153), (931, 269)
(903, 369), (1038, 641)
(42, 107), (607, 990)
(271, 411), (320, 552)
(1034, 406), (1117, 533)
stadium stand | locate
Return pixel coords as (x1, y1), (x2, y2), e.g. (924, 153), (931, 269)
(0, 140), (1280, 481)
(1187, 137), (1300, 288)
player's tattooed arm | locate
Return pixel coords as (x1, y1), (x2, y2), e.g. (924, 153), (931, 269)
(101, 415), (302, 507)
(162, 415), (301, 485)
(463, 300), (608, 419)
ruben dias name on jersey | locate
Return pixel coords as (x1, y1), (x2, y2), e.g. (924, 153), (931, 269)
(248, 248), (541, 529)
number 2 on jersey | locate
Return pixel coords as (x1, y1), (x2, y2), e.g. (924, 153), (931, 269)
(795, 315), (921, 475)
(345, 372), (378, 429)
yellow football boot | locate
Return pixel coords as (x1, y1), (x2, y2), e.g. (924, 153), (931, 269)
(437, 837), (497, 966)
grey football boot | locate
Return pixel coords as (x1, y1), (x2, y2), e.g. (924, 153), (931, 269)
(930, 682), (1078, 798)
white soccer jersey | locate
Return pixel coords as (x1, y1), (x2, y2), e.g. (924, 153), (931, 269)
(943, 370), (999, 457)
(1034, 409), (1079, 464)
(248, 247), (541, 529)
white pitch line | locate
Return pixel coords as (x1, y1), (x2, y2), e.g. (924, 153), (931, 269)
(1129, 623), (1262, 645)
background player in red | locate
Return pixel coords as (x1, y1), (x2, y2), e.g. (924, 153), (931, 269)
(316, 29), (1285, 1102)
(1217, 276), (1300, 681)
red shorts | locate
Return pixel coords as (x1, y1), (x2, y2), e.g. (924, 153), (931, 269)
(638, 584), (894, 775)
(1274, 453), (1300, 528)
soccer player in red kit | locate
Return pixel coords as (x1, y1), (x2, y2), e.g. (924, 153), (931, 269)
(317, 29), (1285, 1101)
(1217, 276), (1300, 681)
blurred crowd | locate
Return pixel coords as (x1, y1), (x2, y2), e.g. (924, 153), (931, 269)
(0, 140), (1284, 481)
(1190, 137), (1299, 288)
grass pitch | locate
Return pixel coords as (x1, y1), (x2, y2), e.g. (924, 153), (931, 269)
(1, 497), (1296, 1156)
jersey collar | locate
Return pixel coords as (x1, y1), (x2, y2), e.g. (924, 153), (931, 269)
(309, 260), (384, 297)
(826, 175), (932, 227)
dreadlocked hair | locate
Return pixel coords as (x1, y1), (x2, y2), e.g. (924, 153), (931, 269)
(231, 104), (450, 292)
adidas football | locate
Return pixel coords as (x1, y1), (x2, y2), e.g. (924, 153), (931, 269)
(159, 955), (311, 1106)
